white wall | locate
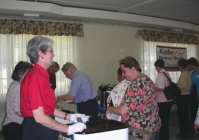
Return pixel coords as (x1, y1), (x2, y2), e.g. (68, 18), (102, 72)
(74, 24), (140, 88)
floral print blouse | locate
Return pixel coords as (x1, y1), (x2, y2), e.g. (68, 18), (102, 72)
(121, 75), (161, 138)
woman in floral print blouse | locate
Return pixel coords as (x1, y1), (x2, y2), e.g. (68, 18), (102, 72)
(106, 56), (161, 140)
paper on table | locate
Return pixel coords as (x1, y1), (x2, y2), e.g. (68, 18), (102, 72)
(60, 100), (73, 103)
(107, 113), (121, 121)
(55, 117), (72, 124)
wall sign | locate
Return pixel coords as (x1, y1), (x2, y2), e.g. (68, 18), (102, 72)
(156, 46), (187, 71)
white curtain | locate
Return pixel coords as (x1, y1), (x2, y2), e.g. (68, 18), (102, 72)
(0, 34), (76, 113)
(138, 38), (198, 83)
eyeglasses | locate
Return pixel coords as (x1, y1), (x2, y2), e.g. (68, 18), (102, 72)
(46, 50), (54, 54)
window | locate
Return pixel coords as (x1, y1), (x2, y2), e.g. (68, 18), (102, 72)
(138, 40), (198, 83)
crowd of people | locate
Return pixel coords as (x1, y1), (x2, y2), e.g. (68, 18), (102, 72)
(106, 56), (199, 140)
(2, 35), (199, 140)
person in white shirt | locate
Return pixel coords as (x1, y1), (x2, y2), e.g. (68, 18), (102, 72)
(106, 67), (131, 121)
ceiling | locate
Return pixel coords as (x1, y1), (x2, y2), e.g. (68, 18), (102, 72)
(1, 0), (199, 34)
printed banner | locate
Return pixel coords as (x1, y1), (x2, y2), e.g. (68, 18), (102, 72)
(156, 46), (187, 71)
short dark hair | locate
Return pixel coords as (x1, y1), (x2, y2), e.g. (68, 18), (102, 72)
(119, 56), (142, 72)
(187, 57), (199, 67)
(178, 58), (188, 69)
(154, 59), (164, 68)
(11, 61), (33, 81)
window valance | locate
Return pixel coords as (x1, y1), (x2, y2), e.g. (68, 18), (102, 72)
(139, 29), (198, 45)
(0, 19), (84, 37)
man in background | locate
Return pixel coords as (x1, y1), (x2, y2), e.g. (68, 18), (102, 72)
(57, 62), (98, 121)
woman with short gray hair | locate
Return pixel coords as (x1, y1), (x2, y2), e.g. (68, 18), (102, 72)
(27, 36), (53, 64)
(20, 36), (86, 140)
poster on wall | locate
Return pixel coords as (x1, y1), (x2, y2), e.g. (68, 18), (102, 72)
(156, 46), (187, 71)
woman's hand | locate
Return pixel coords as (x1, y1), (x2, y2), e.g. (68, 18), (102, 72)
(106, 106), (130, 116)
(155, 87), (164, 91)
(105, 107), (113, 119)
(56, 97), (60, 102)
(67, 122), (87, 135)
(105, 107), (112, 114)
